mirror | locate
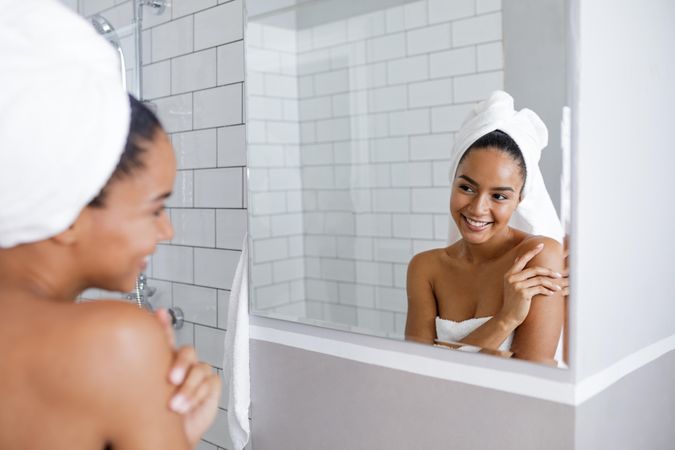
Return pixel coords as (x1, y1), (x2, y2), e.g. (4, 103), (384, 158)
(246, 0), (570, 367)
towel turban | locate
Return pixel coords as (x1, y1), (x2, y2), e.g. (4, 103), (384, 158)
(0, 0), (130, 248)
(448, 91), (563, 243)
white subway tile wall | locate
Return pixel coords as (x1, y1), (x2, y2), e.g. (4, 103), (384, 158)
(247, 0), (503, 340)
(77, 1), (247, 448)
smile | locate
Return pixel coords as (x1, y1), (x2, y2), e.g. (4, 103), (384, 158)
(461, 214), (493, 231)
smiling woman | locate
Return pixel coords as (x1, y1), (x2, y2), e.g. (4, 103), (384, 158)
(0, 91), (220, 449)
(0, 1), (221, 439)
(245, 0), (571, 369)
(405, 92), (568, 366)
(85, 95), (176, 293)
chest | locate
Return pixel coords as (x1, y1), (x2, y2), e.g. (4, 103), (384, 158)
(433, 260), (510, 320)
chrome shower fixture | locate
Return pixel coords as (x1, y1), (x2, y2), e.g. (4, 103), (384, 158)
(90, 14), (120, 47)
(90, 14), (127, 91)
(140, 0), (168, 15)
(127, 272), (184, 329)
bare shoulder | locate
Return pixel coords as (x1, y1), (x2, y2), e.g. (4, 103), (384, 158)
(67, 301), (188, 446)
(4, 298), (170, 383)
(71, 299), (166, 345)
(0, 298), (189, 449)
(516, 235), (563, 270)
(408, 247), (448, 274)
(29, 300), (176, 414)
(66, 300), (173, 387)
(72, 300), (169, 352)
(515, 234), (561, 254)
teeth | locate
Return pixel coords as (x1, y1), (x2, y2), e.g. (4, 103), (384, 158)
(465, 216), (490, 227)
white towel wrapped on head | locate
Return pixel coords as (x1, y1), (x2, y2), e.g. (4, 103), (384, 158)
(448, 91), (563, 243)
(0, 0), (129, 248)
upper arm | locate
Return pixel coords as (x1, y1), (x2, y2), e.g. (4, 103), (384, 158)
(77, 302), (191, 450)
(405, 253), (438, 344)
(510, 238), (565, 364)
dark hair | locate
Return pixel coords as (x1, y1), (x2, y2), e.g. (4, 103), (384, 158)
(89, 95), (162, 207)
(458, 129), (527, 192)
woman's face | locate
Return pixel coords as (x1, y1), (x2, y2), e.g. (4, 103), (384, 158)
(80, 129), (176, 292)
(450, 148), (523, 245)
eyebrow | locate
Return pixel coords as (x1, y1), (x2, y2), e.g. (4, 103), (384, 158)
(458, 175), (515, 192)
(152, 191), (172, 201)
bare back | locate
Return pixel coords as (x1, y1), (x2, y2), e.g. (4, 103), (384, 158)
(0, 293), (191, 450)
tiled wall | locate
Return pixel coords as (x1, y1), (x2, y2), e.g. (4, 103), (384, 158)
(246, 18), (307, 320)
(248, 0), (503, 338)
(69, 0), (248, 448)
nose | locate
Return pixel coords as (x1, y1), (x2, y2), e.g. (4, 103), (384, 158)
(157, 210), (174, 242)
(468, 193), (490, 215)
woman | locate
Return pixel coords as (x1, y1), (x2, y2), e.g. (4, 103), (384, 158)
(405, 92), (568, 365)
(0, 94), (221, 449)
(0, 2), (219, 448)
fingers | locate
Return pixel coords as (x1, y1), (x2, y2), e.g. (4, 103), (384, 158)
(154, 308), (175, 348)
(181, 375), (223, 445)
(170, 362), (219, 414)
(520, 276), (568, 298)
(508, 266), (562, 283)
(518, 276), (563, 293)
(193, 372), (222, 410)
(524, 285), (557, 298)
(169, 345), (198, 386)
(556, 277), (569, 289)
(509, 243), (544, 274)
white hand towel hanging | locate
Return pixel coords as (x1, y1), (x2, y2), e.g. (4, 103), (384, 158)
(223, 235), (250, 450)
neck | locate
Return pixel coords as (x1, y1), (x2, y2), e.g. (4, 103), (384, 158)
(0, 243), (85, 302)
(457, 226), (517, 265)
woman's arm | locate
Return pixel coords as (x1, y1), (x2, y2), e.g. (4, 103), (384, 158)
(509, 238), (565, 364)
(405, 253), (438, 344)
(75, 302), (215, 449)
(457, 242), (564, 357)
(155, 309), (222, 444)
(454, 314), (519, 352)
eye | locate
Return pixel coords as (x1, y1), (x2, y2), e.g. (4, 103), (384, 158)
(153, 205), (166, 217)
(492, 193), (509, 201)
(458, 184), (474, 193)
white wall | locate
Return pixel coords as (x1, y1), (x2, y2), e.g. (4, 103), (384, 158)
(573, 0), (675, 379)
(503, 0), (566, 215)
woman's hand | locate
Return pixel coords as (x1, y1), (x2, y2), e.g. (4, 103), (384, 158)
(561, 246), (570, 296)
(155, 309), (222, 446)
(499, 243), (565, 327)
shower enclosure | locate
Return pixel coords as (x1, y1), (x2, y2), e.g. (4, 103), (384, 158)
(64, 0), (168, 100)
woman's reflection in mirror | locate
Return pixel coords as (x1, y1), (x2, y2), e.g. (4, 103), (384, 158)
(405, 127), (568, 366)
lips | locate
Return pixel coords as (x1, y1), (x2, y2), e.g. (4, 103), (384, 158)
(461, 214), (493, 232)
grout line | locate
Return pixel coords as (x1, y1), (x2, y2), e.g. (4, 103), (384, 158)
(149, 38), (243, 65)
(191, 9), (196, 54)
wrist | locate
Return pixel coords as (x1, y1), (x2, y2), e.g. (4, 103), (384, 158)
(495, 311), (521, 332)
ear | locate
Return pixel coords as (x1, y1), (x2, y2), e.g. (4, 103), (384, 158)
(50, 209), (90, 246)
